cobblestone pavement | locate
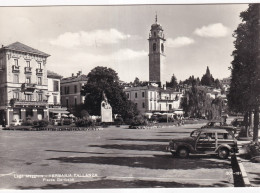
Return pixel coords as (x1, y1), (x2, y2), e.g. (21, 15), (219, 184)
(0, 124), (234, 189)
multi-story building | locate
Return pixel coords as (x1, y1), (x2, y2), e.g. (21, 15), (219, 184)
(47, 70), (68, 118)
(124, 16), (183, 116)
(125, 86), (182, 114)
(60, 71), (88, 112)
(0, 42), (50, 126)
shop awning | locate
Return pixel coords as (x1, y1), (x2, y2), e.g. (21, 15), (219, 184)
(49, 109), (69, 114)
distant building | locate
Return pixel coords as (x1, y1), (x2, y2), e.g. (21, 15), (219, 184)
(60, 71), (88, 112)
(124, 16), (183, 116)
(0, 42), (50, 126)
(47, 70), (68, 118)
(124, 86), (183, 114)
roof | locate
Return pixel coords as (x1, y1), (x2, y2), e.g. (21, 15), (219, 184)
(0, 42), (50, 57)
(61, 74), (88, 84)
(47, 70), (63, 79)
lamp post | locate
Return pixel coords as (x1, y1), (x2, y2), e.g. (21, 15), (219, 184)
(45, 92), (51, 120)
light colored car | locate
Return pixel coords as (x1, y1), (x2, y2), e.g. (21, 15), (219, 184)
(167, 128), (238, 159)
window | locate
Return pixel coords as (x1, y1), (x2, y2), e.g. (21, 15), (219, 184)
(150, 92), (153, 98)
(26, 61), (30, 67)
(161, 43), (164, 52)
(13, 92), (19, 99)
(60, 87), (63, 95)
(37, 77), (42, 85)
(153, 43), (156, 51)
(0, 57), (3, 69)
(25, 94), (32, 101)
(54, 96), (57, 105)
(38, 62), (42, 69)
(38, 94), (42, 101)
(153, 32), (156, 37)
(74, 85), (77, 93)
(142, 102), (145, 108)
(25, 77), (31, 84)
(135, 92), (137, 98)
(74, 98), (77, 106)
(53, 80), (59, 92)
(142, 92), (145, 98)
(126, 93), (130, 99)
(169, 104), (172, 110)
(13, 74), (19, 83)
(14, 59), (18, 66)
(66, 98), (69, 108)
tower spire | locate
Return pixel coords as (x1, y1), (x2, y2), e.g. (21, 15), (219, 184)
(155, 12), (157, 23)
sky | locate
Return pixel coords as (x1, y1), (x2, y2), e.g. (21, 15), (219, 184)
(0, 4), (248, 82)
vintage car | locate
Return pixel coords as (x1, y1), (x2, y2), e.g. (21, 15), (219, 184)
(166, 128), (238, 159)
(201, 120), (237, 134)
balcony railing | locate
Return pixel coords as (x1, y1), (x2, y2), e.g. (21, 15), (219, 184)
(21, 83), (37, 92)
(12, 65), (20, 73)
(24, 67), (32, 74)
(10, 99), (48, 107)
(36, 68), (43, 75)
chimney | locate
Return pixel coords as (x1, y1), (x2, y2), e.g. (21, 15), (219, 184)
(1, 45), (3, 48)
(78, 70), (82, 75)
(72, 73), (74, 77)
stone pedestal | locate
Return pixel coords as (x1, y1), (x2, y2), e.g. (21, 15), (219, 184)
(101, 101), (113, 122)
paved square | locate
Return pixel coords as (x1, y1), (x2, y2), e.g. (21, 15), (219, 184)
(0, 124), (234, 189)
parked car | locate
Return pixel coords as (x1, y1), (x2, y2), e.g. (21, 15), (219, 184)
(201, 120), (237, 134)
(166, 128), (238, 159)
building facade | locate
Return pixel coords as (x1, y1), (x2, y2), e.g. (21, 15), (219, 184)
(125, 86), (183, 114)
(0, 42), (50, 126)
(60, 71), (88, 112)
(47, 70), (68, 118)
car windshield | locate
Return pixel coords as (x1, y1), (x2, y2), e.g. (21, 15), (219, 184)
(190, 130), (200, 138)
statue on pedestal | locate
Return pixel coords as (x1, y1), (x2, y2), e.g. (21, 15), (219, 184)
(101, 92), (113, 122)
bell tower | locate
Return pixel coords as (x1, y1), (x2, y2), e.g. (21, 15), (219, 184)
(148, 14), (166, 87)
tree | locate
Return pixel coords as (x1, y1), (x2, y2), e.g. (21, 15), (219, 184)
(181, 85), (223, 119)
(166, 74), (178, 90)
(81, 66), (139, 120)
(201, 66), (215, 87)
(228, 4), (260, 141)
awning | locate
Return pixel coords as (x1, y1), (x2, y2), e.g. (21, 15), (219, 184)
(49, 109), (69, 114)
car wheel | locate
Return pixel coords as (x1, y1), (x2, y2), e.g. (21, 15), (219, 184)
(177, 147), (189, 158)
(218, 148), (230, 159)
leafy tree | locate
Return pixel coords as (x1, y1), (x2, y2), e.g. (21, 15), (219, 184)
(81, 66), (139, 120)
(166, 74), (178, 90)
(201, 66), (215, 87)
(181, 85), (223, 119)
(228, 4), (260, 141)
(131, 77), (149, 87)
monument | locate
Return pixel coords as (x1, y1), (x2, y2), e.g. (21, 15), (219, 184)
(101, 92), (113, 122)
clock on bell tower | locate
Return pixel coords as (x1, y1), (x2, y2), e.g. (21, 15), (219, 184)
(148, 14), (166, 87)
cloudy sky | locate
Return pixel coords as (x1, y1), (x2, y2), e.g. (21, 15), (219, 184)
(0, 4), (248, 82)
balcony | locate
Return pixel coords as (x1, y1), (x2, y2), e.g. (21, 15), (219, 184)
(36, 68), (43, 75)
(10, 98), (48, 107)
(21, 83), (37, 92)
(12, 65), (20, 73)
(24, 67), (32, 74)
